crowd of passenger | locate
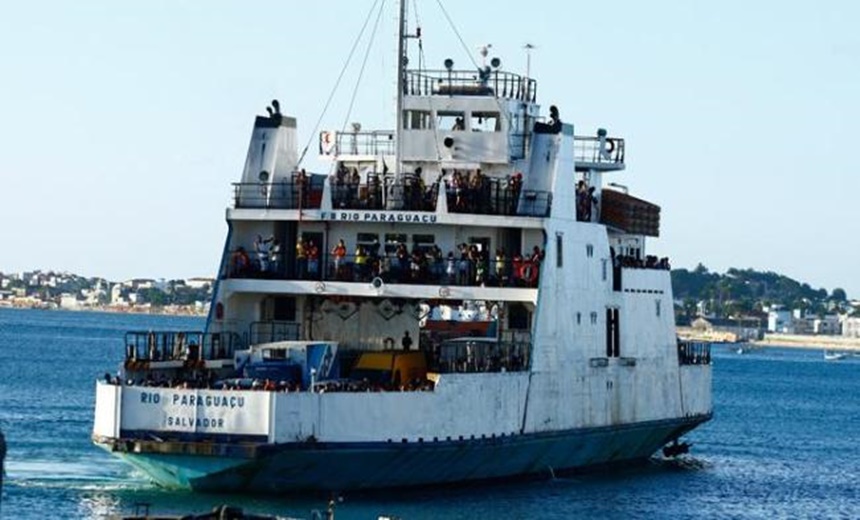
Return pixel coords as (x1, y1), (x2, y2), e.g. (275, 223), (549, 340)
(108, 363), (439, 394)
(229, 234), (284, 278)
(331, 166), (437, 211)
(445, 170), (522, 215)
(316, 239), (545, 288)
(228, 236), (547, 288)
(313, 377), (435, 393)
(614, 254), (671, 270)
(327, 165), (534, 216)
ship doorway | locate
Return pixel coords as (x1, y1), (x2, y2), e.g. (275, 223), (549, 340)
(500, 228), (521, 261)
(508, 303), (531, 330)
(283, 222), (298, 278)
(259, 296), (297, 322)
(605, 308), (620, 357)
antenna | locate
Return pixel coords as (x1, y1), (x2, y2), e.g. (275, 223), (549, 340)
(523, 43), (536, 81)
(478, 43), (492, 67)
(395, 0), (408, 179)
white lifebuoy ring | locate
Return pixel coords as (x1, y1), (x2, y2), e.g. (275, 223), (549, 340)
(439, 287), (451, 298)
(605, 139), (615, 154)
(315, 282), (326, 293)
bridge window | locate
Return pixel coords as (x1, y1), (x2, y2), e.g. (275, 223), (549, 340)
(470, 111), (500, 132)
(437, 111), (465, 131)
(404, 110), (432, 130)
(356, 233), (380, 253)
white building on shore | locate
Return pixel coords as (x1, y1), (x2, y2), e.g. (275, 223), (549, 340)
(842, 317), (860, 338)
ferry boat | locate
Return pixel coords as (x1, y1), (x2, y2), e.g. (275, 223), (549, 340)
(92, 2), (712, 492)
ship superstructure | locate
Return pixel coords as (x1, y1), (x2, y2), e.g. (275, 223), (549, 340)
(93, 3), (711, 492)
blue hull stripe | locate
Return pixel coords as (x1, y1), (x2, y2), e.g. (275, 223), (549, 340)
(106, 414), (710, 492)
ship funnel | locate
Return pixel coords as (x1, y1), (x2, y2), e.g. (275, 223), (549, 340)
(240, 106), (298, 187)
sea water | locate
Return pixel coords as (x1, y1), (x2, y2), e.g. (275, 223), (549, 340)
(0, 307), (858, 519)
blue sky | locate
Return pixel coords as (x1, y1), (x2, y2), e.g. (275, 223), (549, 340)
(1, 1), (858, 297)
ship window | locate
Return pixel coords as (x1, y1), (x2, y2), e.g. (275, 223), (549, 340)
(470, 111), (500, 132)
(656, 299), (661, 317)
(356, 233), (380, 253)
(437, 110), (465, 131)
(404, 110), (432, 130)
(556, 233), (563, 267)
(602, 258), (608, 281)
(586, 244), (594, 258)
(590, 311), (598, 325)
(412, 234), (436, 253)
(577, 312), (582, 325)
(384, 233), (407, 254)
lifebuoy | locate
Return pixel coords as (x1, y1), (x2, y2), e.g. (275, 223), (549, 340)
(604, 139), (615, 154)
(519, 262), (539, 285)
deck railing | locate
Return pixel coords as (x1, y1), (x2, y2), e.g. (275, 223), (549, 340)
(405, 69), (537, 102)
(430, 338), (532, 374)
(233, 178), (324, 210)
(331, 174), (439, 212)
(677, 340), (712, 365)
(320, 130), (396, 157)
(248, 321), (301, 345)
(574, 136), (625, 165)
(228, 250), (544, 289)
(123, 331), (243, 364)
(445, 177), (551, 217)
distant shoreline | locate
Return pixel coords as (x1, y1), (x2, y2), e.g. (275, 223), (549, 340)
(751, 333), (860, 352)
(678, 327), (860, 352)
(2, 305), (859, 351)
(0, 302), (206, 318)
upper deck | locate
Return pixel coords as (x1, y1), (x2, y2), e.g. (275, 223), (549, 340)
(230, 170), (553, 222)
(403, 69), (536, 101)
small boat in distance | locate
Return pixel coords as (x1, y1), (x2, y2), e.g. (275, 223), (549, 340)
(735, 344), (759, 355)
(824, 350), (849, 361)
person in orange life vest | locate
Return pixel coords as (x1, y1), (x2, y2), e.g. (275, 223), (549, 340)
(332, 239), (347, 279)
(307, 240), (320, 279)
